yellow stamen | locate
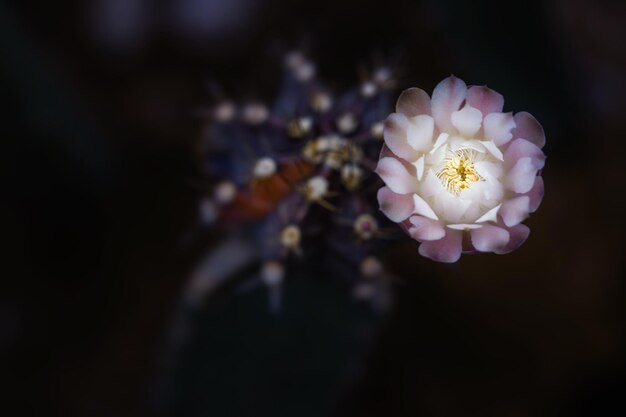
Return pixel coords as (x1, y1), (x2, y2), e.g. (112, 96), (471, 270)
(437, 149), (483, 196)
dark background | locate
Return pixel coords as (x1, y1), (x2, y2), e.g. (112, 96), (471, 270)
(2, 0), (625, 416)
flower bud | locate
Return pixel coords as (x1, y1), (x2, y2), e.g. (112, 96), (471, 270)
(253, 157), (277, 179)
(354, 214), (378, 240)
(242, 103), (269, 125)
(213, 181), (237, 205)
(280, 225), (302, 251)
(261, 261), (284, 286)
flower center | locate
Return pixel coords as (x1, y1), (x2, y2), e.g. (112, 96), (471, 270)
(436, 149), (483, 196)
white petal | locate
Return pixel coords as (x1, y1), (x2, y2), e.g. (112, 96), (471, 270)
(429, 132), (449, 154)
(426, 144), (448, 167)
(506, 157), (537, 194)
(483, 112), (516, 146)
(475, 204), (502, 223)
(375, 157), (420, 194)
(500, 196), (530, 227)
(470, 225), (510, 253)
(451, 104), (483, 137)
(383, 113), (418, 162)
(479, 140), (504, 161)
(441, 196), (472, 224)
(406, 115), (435, 152)
(449, 136), (486, 153)
(412, 155), (425, 181)
(447, 223), (483, 230)
(377, 186), (414, 222)
(420, 169), (444, 198)
(408, 215), (446, 241)
(431, 76), (468, 134)
(474, 161), (504, 180)
(412, 194), (439, 221)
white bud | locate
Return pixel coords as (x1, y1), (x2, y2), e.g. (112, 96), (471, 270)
(285, 51), (315, 81)
(213, 181), (237, 204)
(360, 256), (383, 279)
(253, 157), (277, 179)
(298, 117), (313, 133)
(341, 164), (363, 191)
(213, 101), (236, 122)
(287, 117), (313, 138)
(373, 67), (392, 86)
(280, 225), (301, 250)
(325, 134), (347, 150)
(302, 140), (323, 164)
(311, 91), (332, 113)
(324, 152), (344, 169)
(360, 81), (377, 97)
(261, 261), (284, 286)
(337, 113), (357, 134)
(305, 176), (329, 201)
(370, 122), (384, 139)
(242, 103), (269, 125)
(295, 62), (315, 81)
(354, 214), (378, 240)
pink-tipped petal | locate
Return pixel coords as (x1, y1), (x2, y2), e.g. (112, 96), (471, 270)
(504, 138), (546, 170)
(408, 215), (446, 241)
(418, 229), (463, 263)
(396, 87), (431, 117)
(483, 112), (516, 146)
(525, 176), (544, 213)
(500, 196), (530, 227)
(383, 113), (418, 162)
(375, 157), (419, 194)
(451, 105), (483, 137)
(377, 186), (414, 222)
(494, 224), (530, 254)
(506, 157), (538, 194)
(467, 85), (504, 115)
(431, 75), (467, 134)
(470, 225), (510, 253)
(407, 115), (435, 152)
(512, 111), (545, 149)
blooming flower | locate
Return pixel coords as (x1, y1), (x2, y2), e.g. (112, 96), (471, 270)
(376, 76), (546, 262)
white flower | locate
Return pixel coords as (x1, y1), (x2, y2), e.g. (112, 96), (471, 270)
(376, 76), (546, 262)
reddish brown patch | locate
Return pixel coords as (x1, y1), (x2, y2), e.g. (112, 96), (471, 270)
(219, 160), (315, 223)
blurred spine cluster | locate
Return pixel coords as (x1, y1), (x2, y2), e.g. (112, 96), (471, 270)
(192, 51), (400, 312)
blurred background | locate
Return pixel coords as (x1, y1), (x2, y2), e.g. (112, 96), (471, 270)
(2, 0), (625, 416)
